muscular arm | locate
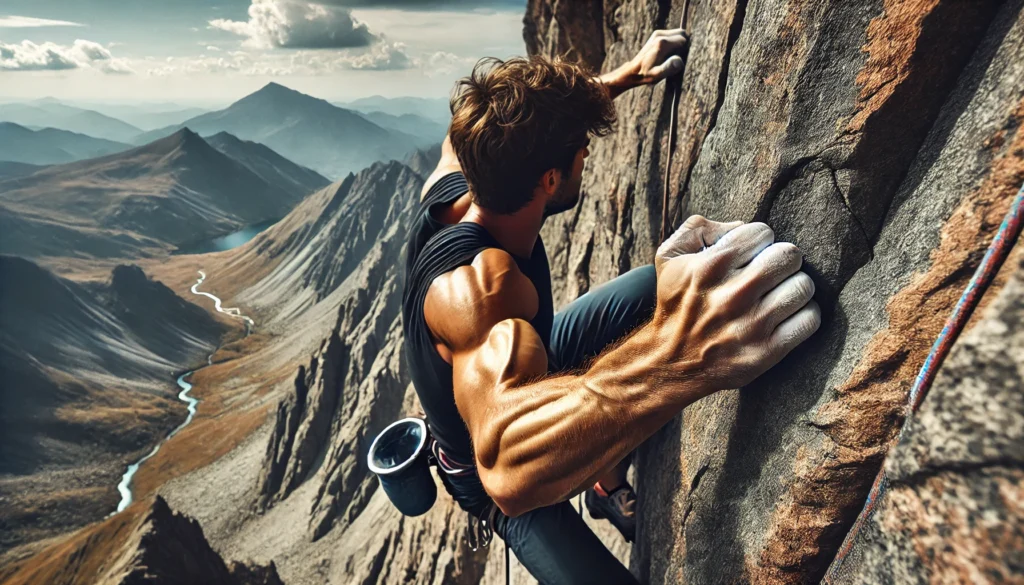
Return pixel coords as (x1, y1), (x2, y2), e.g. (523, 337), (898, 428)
(427, 251), (698, 517)
(425, 218), (821, 517)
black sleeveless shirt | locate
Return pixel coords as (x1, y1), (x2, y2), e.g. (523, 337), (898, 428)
(402, 172), (554, 464)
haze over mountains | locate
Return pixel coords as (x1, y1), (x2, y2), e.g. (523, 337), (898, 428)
(339, 95), (451, 124)
(83, 103), (212, 132)
(0, 100), (143, 143)
(0, 122), (131, 166)
(135, 83), (441, 179)
(0, 84), (448, 186)
(206, 132), (330, 199)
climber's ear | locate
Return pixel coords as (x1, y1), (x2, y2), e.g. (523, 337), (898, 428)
(538, 168), (562, 197)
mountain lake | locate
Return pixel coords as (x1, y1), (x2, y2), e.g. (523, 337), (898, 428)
(174, 219), (278, 255)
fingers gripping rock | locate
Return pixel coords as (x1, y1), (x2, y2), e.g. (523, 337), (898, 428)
(652, 218), (822, 392)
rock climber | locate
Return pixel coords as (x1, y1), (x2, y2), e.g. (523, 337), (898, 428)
(401, 29), (821, 584)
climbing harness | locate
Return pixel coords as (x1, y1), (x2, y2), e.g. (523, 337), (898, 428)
(431, 439), (510, 582)
(825, 183), (1024, 583)
(660, 0), (692, 244)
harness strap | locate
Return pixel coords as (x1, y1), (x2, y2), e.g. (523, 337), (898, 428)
(431, 440), (475, 476)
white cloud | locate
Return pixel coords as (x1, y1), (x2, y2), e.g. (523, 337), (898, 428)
(320, 41), (412, 71)
(423, 51), (475, 77)
(0, 15), (84, 28)
(210, 0), (378, 49)
(0, 39), (133, 73)
(144, 41), (414, 77)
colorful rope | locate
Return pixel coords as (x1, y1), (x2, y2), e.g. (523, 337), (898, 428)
(825, 182), (1024, 583)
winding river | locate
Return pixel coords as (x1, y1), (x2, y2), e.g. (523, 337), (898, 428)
(113, 270), (255, 514)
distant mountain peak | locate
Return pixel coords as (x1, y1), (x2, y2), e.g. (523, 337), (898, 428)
(208, 130), (241, 143)
(130, 126), (215, 160)
(252, 81), (306, 99)
(166, 126), (204, 145)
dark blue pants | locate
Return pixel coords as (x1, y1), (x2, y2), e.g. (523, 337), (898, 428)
(493, 265), (657, 585)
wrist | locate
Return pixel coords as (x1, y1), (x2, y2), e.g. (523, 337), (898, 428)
(599, 61), (643, 99)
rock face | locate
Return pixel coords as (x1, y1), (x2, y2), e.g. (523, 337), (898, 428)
(245, 160), (423, 525)
(256, 331), (345, 511)
(833, 255), (1024, 584)
(526, 0), (1023, 583)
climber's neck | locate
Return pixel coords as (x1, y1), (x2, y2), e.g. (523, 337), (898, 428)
(461, 196), (546, 260)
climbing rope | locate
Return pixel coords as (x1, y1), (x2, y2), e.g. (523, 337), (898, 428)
(825, 182), (1024, 583)
(660, 0), (692, 244)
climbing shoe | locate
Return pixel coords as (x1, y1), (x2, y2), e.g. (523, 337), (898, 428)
(585, 482), (637, 542)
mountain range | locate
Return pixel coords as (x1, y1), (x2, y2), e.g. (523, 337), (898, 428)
(81, 102), (211, 131)
(0, 122), (131, 166)
(353, 110), (447, 145)
(205, 131), (330, 199)
(0, 101), (143, 142)
(134, 83), (433, 179)
(339, 95), (451, 123)
(0, 87), (447, 183)
(0, 128), (328, 262)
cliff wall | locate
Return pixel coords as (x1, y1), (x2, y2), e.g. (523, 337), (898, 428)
(526, 0), (1023, 583)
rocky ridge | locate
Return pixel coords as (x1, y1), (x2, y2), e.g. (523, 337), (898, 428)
(0, 496), (283, 585)
(110, 497), (284, 585)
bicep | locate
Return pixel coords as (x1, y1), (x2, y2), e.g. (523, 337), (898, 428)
(421, 135), (462, 201)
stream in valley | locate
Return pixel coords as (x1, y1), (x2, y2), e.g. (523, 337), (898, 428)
(113, 270), (255, 513)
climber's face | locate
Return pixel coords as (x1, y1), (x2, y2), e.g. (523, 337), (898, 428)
(543, 142), (589, 217)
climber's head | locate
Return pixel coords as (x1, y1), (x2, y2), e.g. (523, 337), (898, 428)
(449, 55), (616, 216)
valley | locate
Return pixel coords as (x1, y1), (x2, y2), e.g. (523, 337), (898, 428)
(0, 76), (504, 583)
(0, 83), (452, 578)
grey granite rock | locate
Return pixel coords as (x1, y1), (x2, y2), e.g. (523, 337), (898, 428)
(833, 254), (1024, 584)
(525, 0), (1024, 583)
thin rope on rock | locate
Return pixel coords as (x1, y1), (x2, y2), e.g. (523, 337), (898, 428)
(660, 0), (691, 245)
(825, 182), (1024, 582)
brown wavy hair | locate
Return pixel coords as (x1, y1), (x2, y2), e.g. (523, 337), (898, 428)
(448, 56), (616, 215)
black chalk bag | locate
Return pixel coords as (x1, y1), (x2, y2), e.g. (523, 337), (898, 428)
(367, 417), (436, 516)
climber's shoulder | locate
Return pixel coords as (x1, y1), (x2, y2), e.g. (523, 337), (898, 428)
(424, 248), (539, 351)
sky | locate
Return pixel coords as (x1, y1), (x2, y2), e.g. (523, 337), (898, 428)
(0, 0), (527, 105)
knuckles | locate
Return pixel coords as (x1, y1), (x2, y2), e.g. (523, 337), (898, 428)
(682, 214), (709, 230)
(773, 241), (802, 262)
